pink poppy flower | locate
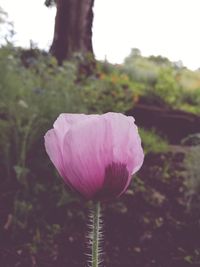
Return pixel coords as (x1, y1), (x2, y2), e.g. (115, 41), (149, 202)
(44, 112), (144, 200)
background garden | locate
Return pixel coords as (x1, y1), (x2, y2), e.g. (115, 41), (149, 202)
(0, 2), (200, 267)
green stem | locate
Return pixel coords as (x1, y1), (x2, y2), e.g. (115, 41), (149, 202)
(91, 201), (101, 267)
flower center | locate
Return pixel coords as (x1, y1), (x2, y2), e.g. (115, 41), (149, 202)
(95, 162), (129, 200)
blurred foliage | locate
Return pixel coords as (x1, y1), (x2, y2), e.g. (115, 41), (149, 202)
(0, 46), (85, 175)
(139, 128), (169, 154)
(0, 42), (200, 266)
(154, 68), (182, 105)
(179, 88), (200, 113)
(82, 70), (143, 113)
(123, 49), (159, 85)
(123, 48), (200, 112)
(0, 44), (138, 255)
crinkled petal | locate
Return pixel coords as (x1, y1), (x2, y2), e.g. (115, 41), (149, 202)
(102, 113), (144, 171)
(62, 116), (111, 198)
(100, 112), (144, 193)
(53, 113), (87, 148)
(53, 113), (99, 152)
(62, 113), (144, 199)
(45, 112), (144, 200)
(44, 129), (64, 177)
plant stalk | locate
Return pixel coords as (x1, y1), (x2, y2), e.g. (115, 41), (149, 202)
(91, 201), (101, 267)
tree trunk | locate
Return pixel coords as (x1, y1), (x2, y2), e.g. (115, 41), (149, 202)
(50, 0), (94, 64)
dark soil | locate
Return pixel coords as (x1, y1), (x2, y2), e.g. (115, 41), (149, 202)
(1, 147), (200, 267)
(127, 102), (200, 144)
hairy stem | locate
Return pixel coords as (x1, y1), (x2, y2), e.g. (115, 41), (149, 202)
(92, 201), (100, 267)
(89, 201), (102, 267)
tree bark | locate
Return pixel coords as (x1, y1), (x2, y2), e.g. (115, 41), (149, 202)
(50, 0), (94, 64)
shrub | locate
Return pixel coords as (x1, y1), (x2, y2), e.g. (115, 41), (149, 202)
(154, 68), (182, 105)
(179, 89), (200, 114)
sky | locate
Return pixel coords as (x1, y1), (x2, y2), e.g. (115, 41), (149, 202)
(1, 0), (200, 70)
